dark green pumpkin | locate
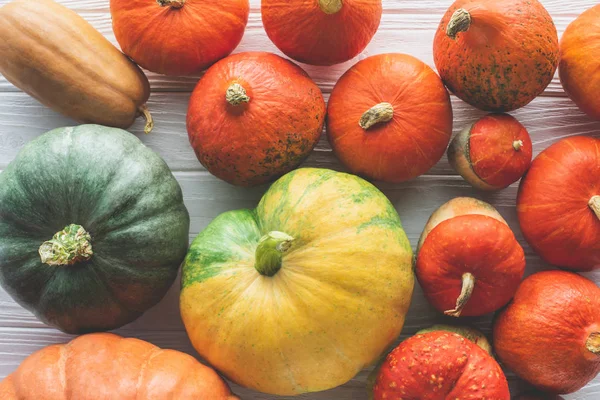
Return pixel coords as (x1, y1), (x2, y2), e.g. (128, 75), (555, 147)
(0, 125), (190, 333)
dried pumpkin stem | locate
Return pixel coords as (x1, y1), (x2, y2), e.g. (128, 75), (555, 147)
(226, 83), (251, 106)
(318, 0), (343, 14)
(359, 102), (394, 130)
(255, 231), (294, 277)
(589, 196), (600, 220)
(139, 105), (154, 135)
(444, 272), (475, 317)
(39, 224), (93, 266)
(447, 8), (472, 40)
(513, 140), (524, 151)
(586, 332), (600, 355)
(157, 0), (185, 9)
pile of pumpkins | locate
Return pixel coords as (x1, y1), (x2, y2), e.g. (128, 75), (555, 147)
(0, 0), (599, 399)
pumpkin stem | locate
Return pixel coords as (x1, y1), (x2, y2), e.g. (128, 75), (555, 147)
(359, 102), (394, 130)
(39, 224), (93, 267)
(589, 196), (600, 220)
(444, 272), (475, 317)
(139, 105), (154, 134)
(586, 332), (600, 355)
(447, 8), (472, 40)
(226, 83), (250, 106)
(254, 231), (294, 277)
(513, 140), (524, 151)
(157, 0), (185, 9)
(318, 0), (343, 14)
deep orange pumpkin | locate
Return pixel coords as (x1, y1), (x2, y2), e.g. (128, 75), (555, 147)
(433, 0), (559, 112)
(0, 333), (238, 400)
(327, 53), (453, 183)
(110, 0), (249, 76)
(560, 5), (600, 120)
(517, 136), (600, 271)
(493, 271), (600, 394)
(187, 52), (326, 186)
(261, 0), (381, 66)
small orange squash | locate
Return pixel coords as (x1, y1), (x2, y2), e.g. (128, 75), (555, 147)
(0, 333), (238, 400)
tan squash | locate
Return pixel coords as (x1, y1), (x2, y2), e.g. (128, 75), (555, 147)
(0, 0), (153, 133)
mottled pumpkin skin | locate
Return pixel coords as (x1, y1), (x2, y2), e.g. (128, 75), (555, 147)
(0, 126), (190, 334)
(181, 168), (414, 395)
(0, 333), (238, 400)
(434, 0), (559, 112)
(327, 53), (453, 183)
(187, 52), (326, 187)
(261, 0), (381, 66)
(493, 271), (600, 394)
(560, 5), (600, 120)
(372, 331), (510, 399)
(110, 0), (249, 76)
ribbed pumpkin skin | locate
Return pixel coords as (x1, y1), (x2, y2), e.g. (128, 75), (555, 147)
(187, 52), (326, 187)
(0, 333), (238, 400)
(560, 5), (600, 120)
(327, 53), (453, 183)
(0, 125), (190, 334)
(434, 0), (559, 112)
(181, 168), (414, 395)
(261, 0), (381, 66)
(0, 0), (151, 130)
(110, 0), (249, 76)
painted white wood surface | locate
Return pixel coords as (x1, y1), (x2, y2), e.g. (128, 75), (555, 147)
(0, 0), (599, 398)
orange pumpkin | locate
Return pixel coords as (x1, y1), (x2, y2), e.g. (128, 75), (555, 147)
(434, 0), (559, 112)
(560, 5), (600, 120)
(110, 0), (249, 76)
(187, 52), (326, 186)
(0, 333), (237, 400)
(261, 0), (381, 66)
(327, 53), (453, 183)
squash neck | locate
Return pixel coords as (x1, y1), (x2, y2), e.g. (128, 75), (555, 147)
(589, 196), (600, 221)
(226, 83), (250, 106)
(444, 272), (475, 317)
(446, 8), (472, 39)
(318, 0), (343, 14)
(360, 102), (394, 130)
(586, 332), (600, 355)
(254, 231), (294, 277)
(39, 224), (93, 266)
(157, 0), (185, 9)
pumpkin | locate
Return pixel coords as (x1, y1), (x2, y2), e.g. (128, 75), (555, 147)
(448, 113), (532, 190)
(0, 333), (238, 399)
(187, 52), (326, 187)
(493, 271), (600, 394)
(372, 331), (510, 399)
(180, 168), (414, 395)
(261, 0), (382, 66)
(517, 136), (600, 271)
(110, 0), (249, 76)
(416, 197), (525, 317)
(327, 53), (453, 183)
(0, 0), (153, 133)
(433, 0), (559, 112)
(416, 324), (492, 355)
(560, 5), (600, 120)
(0, 125), (190, 334)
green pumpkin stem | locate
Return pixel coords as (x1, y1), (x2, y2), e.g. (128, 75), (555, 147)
(226, 83), (251, 106)
(318, 0), (343, 14)
(157, 0), (185, 9)
(39, 224), (93, 266)
(139, 105), (154, 135)
(254, 231), (294, 277)
(586, 332), (600, 355)
(447, 8), (472, 40)
(444, 272), (475, 317)
(589, 196), (600, 220)
(359, 102), (394, 130)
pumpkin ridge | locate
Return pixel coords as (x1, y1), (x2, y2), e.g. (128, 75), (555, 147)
(135, 345), (162, 397)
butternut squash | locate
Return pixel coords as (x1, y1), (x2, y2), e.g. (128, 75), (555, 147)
(0, 0), (153, 133)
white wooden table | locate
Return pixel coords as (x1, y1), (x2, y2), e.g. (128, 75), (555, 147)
(1, 0), (599, 398)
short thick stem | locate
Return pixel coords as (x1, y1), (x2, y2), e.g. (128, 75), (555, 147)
(226, 83), (250, 106)
(447, 8), (472, 40)
(589, 196), (600, 220)
(255, 232), (294, 277)
(318, 0), (343, 14)
(139, 105), (154, 134)
(157, 0), (185, 9)
(513, 140), (524, 151)
(39, 224), (93, 266)
(586, 332), (600, 355)
(359, 102), (394, 130)
(444, 272), (475, 317)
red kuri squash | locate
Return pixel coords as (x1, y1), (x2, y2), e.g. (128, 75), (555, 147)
(187, 52), (326, 186)
(560, 5), (600, 120)
(110, 0), (249, 76)
(434, 0), (559, 112)
(261, 0), (381, 66)
(416, 197), (525, 317)
(517, 136), (600, 271)
(493, 271), (600, 394)
(327, 53), (453, 183)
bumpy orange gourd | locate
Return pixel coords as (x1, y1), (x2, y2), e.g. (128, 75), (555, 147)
(434, 0), (559, 111)
(261, 0), (381, 66)
(0, 333), (237, 400)
(110, 0), (249, 76)
(560, 5), (600, 120)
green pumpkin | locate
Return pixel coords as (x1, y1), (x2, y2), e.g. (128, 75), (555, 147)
(0, 125), (190, 334)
